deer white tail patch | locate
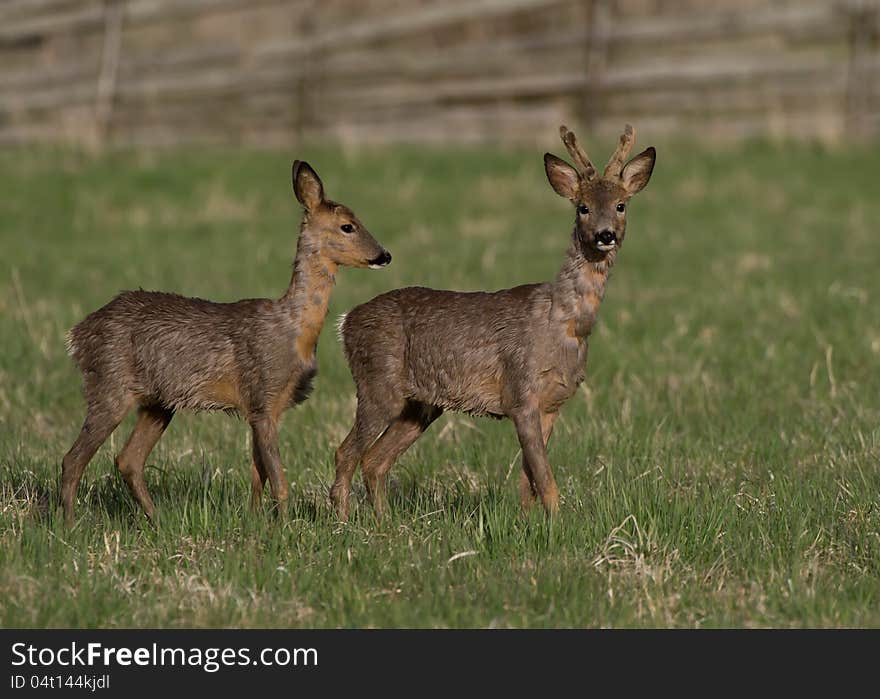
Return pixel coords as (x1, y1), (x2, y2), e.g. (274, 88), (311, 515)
(65, 329), (77, 357)
(335, 312), (348, 343)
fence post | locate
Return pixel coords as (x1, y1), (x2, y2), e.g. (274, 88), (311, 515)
(94, 0), (125, 149)
(583, 0), (609, 133)
(845, 0), (878, 140)
(293, 4), (317, 144)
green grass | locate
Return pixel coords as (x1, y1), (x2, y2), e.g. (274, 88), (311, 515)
(1, 140), (879, 628)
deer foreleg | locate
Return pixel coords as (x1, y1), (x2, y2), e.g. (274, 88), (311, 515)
(251, 418), (288, 516)
(513, 409), (559, 516)
(519, 411), (558, 510)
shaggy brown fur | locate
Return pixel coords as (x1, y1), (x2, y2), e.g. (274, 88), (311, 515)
(332, 126), (655, 519)
(61, 161), (390, 524)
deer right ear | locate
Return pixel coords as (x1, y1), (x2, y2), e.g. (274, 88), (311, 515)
(544, 153), (580, 201)
(292, 160), (325, 210)
(620, 147), (656, 195)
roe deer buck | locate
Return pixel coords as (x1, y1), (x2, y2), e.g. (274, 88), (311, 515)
(61, 161), (391, 524)
(332, 125), (655, 520)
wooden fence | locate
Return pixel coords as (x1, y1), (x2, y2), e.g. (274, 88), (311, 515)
(1, 0), (878, 147)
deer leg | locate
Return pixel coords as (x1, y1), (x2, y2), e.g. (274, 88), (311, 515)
(362, 402), (442, 517)
(518, 468), (538, 509)
(60, 402), (129, 525)
(331, 397), (403, 521)
(114, 405), (173, 520)
(249, 459), (268, 512)
(512, 409), (560, 516)
(519, 411), (558, 510)
(250, 417), (288, 516)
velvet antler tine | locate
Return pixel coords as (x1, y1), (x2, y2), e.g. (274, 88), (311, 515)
(559, 125), (596, 181)
(603, 124), (635, 178)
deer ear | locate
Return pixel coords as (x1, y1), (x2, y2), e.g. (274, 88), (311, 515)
(292, 160), (325, 210)
(620, 147), (656, 195)
(544, 153), (580, 201)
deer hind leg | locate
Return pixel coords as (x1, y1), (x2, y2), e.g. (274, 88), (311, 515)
(331, 395), (405, 521)
(115, 405), (173, 520)
(361, 401), (442, 518)
(513, 409), (560, 516)
(249, 458), (268, 512)
(60, 397), (132, 526)
(519, 411), (558, 510)
(250, 417), (288, 517)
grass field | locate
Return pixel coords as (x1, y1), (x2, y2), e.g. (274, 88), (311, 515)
(1, 140), (878, 628)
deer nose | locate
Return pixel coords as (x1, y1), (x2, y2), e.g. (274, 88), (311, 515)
(368, 250), (392, 268)
(596, 229), (617, 246)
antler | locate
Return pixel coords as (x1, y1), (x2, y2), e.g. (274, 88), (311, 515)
(559, 125), (596, 181)
(603, 124), (635, 178)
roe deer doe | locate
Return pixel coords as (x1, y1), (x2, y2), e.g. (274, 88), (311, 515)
(332, 125), (655, 520)
(61, 161), (391, 524)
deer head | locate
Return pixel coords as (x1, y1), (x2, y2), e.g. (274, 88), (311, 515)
(293, 161), (391, 269)
(544, 125), (655, 260)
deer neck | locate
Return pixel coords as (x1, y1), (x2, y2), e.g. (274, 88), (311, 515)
(282, 231), (338, 361)
(550, 229), (616, 340)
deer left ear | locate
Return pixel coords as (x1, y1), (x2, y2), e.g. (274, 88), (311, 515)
(621, 147), (656, 195)
(292, 160), (325, 211)
(544, 153), (580, 201)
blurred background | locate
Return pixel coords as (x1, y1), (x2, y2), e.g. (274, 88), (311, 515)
(2, 0), (879, 149)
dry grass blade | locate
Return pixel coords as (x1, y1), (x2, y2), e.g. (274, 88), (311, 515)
(447, 550), (479, 565)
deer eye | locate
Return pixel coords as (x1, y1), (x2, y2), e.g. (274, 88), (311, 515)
(577, 205), (589, 215)
(616, 203), (626, 213)
(340, 223), (354, 233)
